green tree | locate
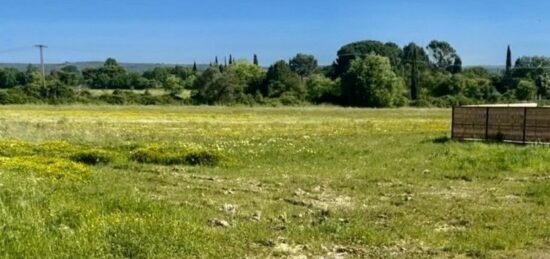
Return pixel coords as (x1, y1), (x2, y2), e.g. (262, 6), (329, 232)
(289, 53), (318, 77)
(104, 58), (119, 67)
(535, 74), (550, 99)
(163, 75), (183, 95)
(52, 65), (82, 86)
(450, 56), (463, 74)
(457, 71), (495, 101)
(143, 67), (171, 86)
(402, 43), (429, 100)
(506, 45), (513, 74)
(426, 40), (461, 72)
(0, 68), (24, 88)
(253, 54), (259, 66)
(172, 65), (193, 81)
(514, 56), (550, 79)
(83, 58), (129, 89)
(191, 67), (223, 103)
(334, 40), (403, 77)
(23, 65), (43, 87)
(228, 61), (265, 86)
(127, 72), (152, 89)
(263, 60), (304, 99)
(510, 56), (550, 99)
(515, 80), (536, 100)
(462, 66), (491, 78)
(341, 54), (406, 107)
(305, 74), (340, 103)
(191, 65), (254, 104)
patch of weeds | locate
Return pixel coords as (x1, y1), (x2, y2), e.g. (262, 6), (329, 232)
(47, 207), (85, 230)
(524, 183), (550, 206)
(433, 136), (452, 144)
(184, 150), (222, 166)
(438, 144), (548, 174)
(0, 140), (35, 157)
(107, 227), (144, 259)
(70, 150), (116, 165)
(0, 140), (80, 158)
(36, 141), (80, 156)
(444, 174), (473, 182)
(0, 156), (91, 180)
(130, 143), (227, 166)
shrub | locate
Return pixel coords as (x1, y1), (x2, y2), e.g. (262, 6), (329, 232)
(36, 141), (79, 156)
(71, 150), (115, 165)
(524, 183), (550, 206)
(0, 88), (37, 104)
(130, 144), (225, 166)
(433, 136), (452, 143)
(184, 150), (222, 166)
(278, 92), (303, 106)
(99, 92), (126, 105)
(515, 80), (536, 100)
(0, 140), (35, 157)
(0, 156), (91, 180)
(410, 98), (433, 107)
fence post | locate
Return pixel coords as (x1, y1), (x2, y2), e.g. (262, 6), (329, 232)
(523, 107), (527, 144)
(485, 107), (490, 140)
(451, 106), (455, 139)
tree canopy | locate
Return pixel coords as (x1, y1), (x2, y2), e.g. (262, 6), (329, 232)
(334, 40), (402, 77)
(289, 53), (318, 77)
(341, 54), (405, 107)
(0, 39), (548, 107)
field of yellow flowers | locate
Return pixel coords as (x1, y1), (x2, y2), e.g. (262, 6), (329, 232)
(0, 105), (549, 257)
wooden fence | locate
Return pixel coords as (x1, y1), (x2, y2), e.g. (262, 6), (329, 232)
(452, 107), (550, 143)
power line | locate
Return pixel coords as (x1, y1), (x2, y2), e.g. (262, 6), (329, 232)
(0, 46), (35, 54)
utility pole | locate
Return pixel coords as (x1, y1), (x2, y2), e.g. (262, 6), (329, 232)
(35, 44), (47, 87)
(410, 46), (419, 101)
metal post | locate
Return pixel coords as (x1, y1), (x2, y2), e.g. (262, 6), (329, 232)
(451, 106), (455, 139)
(485, 107), (490, 140)
(523, 107), (527, 144)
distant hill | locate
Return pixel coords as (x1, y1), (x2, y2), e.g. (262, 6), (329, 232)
(0, 62), (210, 73)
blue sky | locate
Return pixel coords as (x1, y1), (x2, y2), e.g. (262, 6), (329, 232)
(1, 0), (549, 65)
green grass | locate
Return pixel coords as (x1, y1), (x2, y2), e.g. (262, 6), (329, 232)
(0, 105), (549, 257)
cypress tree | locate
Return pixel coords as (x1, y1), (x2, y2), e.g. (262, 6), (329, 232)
(253, 54), (259, 66)
(453, 56), (462, 74)
(215, 56), (219, 65)
(193, 62), (197, 73)
(506, 45), (512, 74)
(229, 55), (233, 65)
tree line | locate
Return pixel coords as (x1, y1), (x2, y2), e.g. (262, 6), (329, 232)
(0, 40), (548, 106)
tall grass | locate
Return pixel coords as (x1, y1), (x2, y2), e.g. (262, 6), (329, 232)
(0, 105), (547, 257)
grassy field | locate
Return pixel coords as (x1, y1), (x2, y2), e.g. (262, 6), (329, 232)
(0, 105), (548, 258)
